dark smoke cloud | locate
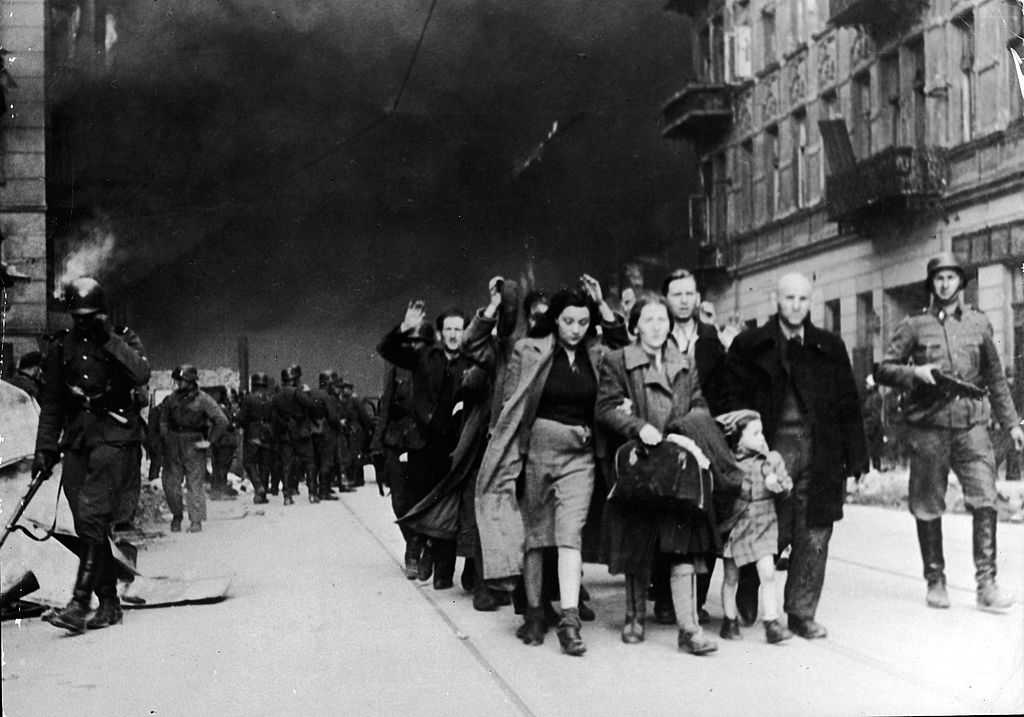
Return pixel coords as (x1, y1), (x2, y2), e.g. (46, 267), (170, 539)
(51, 0), (696, 390)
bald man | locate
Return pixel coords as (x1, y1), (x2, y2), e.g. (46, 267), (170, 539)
(720, 273), (867, 639)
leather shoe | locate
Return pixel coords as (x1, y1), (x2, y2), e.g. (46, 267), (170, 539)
(86, 598), (123, 629)
(788, 615), (827, 639)
(187, 521), (202, 533)
(517, 607), (546, 645)
(557, 608), (586, 656)
(472, 588), (500, 612)
(42, 600), (90, 634)
(678, 628), (718, 655)
(170, 516), (182, 533)
(653, 597), (676, 625)
(719, 617), (742, 640)
(764, 619), (793, 644)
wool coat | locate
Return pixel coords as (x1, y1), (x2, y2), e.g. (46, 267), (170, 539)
(475, 321), (627, 581)
(719, 316), (868, 527)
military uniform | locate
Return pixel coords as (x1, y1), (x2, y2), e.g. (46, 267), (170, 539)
(337, 393), (373, 488)
(238, 384), (274, 502)
(160, 386), (228, 528)
(309, 380), (343, 498)
(272, 383), (316, 502)
(876, 252), (1020, 612)
(34, 303), (150, 632)
(210, 394), (239, 498)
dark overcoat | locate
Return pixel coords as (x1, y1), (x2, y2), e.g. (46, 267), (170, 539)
(720, 316), (868, 527)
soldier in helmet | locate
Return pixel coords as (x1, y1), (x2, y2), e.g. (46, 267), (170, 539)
(272, 364), (317, 504)
(337, 379), (373, 489)
(308, 370), (342, 500)
(876, 252), (1024, 613)
(32, 277), (151, 634)
(159, 364), (229, 533)
(237, 372), (274, 503)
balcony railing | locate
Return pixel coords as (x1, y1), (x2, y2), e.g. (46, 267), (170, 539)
(829, 0), (928, 31)
(661, 83), (733, 143)
(825, 145), (948, 223)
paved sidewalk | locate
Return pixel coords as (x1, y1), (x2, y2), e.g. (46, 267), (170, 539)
(2, 484), (1022, 717)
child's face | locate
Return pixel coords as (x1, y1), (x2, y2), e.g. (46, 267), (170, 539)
(738, 419), (769, 454)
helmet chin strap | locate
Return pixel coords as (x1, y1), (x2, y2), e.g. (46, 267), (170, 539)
(929, 288), (964, 313)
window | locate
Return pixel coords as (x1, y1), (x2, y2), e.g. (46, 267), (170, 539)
(851, 72), (872, 158)
(711, 152), (728, 239)
(762, 6), (777, 68)
(824, 299), (841, 334)
(856, 292), (875, 348)
(908, 38), (927, 146)
(880, 52), (900, 147)
(739, 139), (755, 229)
(819, 92), (840, 194)
(955, 12), (975, 143)
(765, 125), (780, 218)
(711, 15), (726, 83)
(790, 0), (806, 48)
(793, 113), (808, 209)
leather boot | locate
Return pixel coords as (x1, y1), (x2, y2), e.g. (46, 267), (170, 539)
(621, 574), (646, 644)
(916, 518), (950, 608)
(432, 540), (455, 590)
(417, 540), (433, 582)
(43, 541), (101, 634)
(403, 536), (421, 580)
(973, 508), (1014, 613)
(87, 541), (123, 629)
(461, 557), (477, 592)
(556, 607), (586, 656)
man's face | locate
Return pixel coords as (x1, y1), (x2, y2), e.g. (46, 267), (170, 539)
(441, 316), (464, 352)
(341, 386), (353, 399)
(931, 269), (962, 303)
(665, 277), (699, 323)
(777, 274), (811, 330)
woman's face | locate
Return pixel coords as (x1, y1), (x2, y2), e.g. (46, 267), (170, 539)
(636, 302), (670, 352)
(556, 305), (591, 348)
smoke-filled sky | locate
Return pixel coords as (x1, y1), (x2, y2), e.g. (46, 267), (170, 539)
(52, 0), (697, 391)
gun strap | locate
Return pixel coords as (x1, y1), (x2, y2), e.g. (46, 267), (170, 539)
(10, 474), (64, 544)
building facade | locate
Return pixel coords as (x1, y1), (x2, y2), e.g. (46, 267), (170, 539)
(663, 0), (1024, 383)
(0, 0), (47, 374)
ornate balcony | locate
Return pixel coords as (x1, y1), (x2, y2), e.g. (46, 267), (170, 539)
(829, 0), (928, 32)
(825, 146), (948, 224)
(661, 83), (733, 144)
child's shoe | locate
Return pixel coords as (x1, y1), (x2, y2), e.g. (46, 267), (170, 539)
(678, 628), (718, 655)
(719, 617), (742, 640)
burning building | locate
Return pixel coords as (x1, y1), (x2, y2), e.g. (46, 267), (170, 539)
(663, 0), (1024, 383)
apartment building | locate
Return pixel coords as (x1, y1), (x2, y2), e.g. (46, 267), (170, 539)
(662, 0), (1024, 382)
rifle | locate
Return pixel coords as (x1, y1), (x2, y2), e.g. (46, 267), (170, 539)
(0, 465), (54, 551)
(930, 370), (987, 400)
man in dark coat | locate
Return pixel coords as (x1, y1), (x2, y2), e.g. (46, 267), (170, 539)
(337, 381), (373, 489)
(272, 364), (317, 505)
(721, 272), (868, 639)
(209, 387), (240, 500)
(7, 350), (43, 398)
(378, 302), (474, 590)
(308, 371), (342, 500)
(32, 277), (151, 633)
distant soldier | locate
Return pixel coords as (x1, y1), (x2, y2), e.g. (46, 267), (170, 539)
(237, 372), (274, 504)
(146, 393), (167, 484)
(7, 350), (43, 399)
(32, 277), (150, 633)
(308, 371), (342, 500)
(272, 364), (317, 504)
(209, 387), (240, 500)
(337, 380), (373, 490)
(160, 364), (228, 533)
(876, 253), (1023, 612)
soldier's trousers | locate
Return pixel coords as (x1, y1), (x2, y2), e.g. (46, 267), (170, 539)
(905, 424), (999, 520)
(243, 443), (271, 496)
(774, 425), (833, 622)
(162, 433), (208, 522)
(269, 444), (285, 493)
(313, 431), (339, 495)
(116, 444), (143, 526)
(211, 442), (236, 490)
(281, 438), (315, 496)
(62, 443), (133, 543)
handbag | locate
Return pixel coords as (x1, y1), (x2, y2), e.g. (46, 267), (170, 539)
(610, 439), (713, 512)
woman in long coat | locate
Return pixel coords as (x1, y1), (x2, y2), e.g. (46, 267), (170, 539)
(475, 276), (627, 656)
(596, 293), (725, 655)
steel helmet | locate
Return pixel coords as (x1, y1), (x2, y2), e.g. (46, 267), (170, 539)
(318, 370), (334, 387)
(63, 277), (107, 316)
(251, 372), (269, 389)
(924, 252), (967, 291)
(281, 364), (302, 384)
(172, 364), (199, 383)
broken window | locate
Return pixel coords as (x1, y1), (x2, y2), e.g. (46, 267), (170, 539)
(765, 125), (780, 218)
(851, 71), (872, 159)
(955, 11), (975, 143)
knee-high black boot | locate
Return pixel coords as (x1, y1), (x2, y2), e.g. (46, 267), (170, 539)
(973, 508), (1014, 613)
(915, 519), (949, 608)
(43, 540), (102, 633)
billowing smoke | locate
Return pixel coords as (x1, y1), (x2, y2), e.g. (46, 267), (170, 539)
(50, 0), (697, 389)
(52, 214), (118, 295)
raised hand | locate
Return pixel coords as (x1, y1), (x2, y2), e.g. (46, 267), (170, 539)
(401, 300), (427, 332)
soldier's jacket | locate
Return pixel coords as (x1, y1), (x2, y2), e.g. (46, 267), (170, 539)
(307, 388), (342, 436)
(876, 303), (1019, 429)
(36, 326), (151, 453)
(338, 395), (374, 452)
(237, 388), (275, 446)
(370, 365), (423, 452)
(160, 388), (229, 444)
(272, 385), (315, 442)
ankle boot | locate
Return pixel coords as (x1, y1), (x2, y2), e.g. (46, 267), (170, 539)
(403, 537), (421, 580)
(719, 617), (742, 640)
(461, 557), (477, 592)
(87, 542), (123, 629)
(517, 606), (547, 645)
(432, 540), (455, 590)
(557, 607), (586, 656)
(671, 565), (717, 655)
(916, 518), (950, 608)
(621, 574), (645, 644)
(973, 508), (1014, 613)
(44, 541), (101, 634)
(417, 540), (434, 582)
(763, 618), (792, 644)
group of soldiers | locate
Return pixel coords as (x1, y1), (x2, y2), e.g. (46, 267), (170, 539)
(149, 364), (375, 533)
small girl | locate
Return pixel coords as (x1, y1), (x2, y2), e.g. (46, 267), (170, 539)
(715, 409), (793, 644)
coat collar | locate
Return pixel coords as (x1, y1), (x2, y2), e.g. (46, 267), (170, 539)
(751, 315), (830, 354)
(623, 342), (688, 381)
